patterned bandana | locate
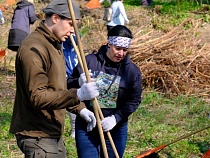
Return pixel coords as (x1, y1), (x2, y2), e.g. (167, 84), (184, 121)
(108, 36), (132, 48)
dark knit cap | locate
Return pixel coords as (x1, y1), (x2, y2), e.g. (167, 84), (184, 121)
(43, 0), (80, 19)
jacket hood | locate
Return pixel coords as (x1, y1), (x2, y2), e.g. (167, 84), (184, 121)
(16, 0), (33, 9)
(97, 44), (132, 66)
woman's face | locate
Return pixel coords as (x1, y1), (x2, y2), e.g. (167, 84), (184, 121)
(106, 44), (128, 62)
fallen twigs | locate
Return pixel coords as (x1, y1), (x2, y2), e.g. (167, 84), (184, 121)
(129, 18), (210, 97)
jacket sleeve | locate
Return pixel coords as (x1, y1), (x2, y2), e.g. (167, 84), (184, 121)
(18, 42), (82, 111)
(28, 5), (37, 24)
(114, 68), (142, 123)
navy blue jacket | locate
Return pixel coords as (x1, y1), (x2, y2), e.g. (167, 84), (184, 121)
(67, 45), (142, 124)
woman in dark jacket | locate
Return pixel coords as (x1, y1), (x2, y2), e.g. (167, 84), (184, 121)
(8, 0), (37, 51)
(67, 25), (142, 158)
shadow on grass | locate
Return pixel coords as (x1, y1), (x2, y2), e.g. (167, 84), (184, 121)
(0, 67), (15, 76)
(0, 112), (12, 126)
(124, 0), (177, 7)
(190, 141), (210, 154)
(153, 1), (177, 6)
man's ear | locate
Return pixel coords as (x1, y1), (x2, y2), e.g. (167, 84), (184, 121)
(52, 14), (60, 24)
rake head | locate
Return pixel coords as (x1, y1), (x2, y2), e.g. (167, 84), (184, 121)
(135, 145), (166, 158)
(201, 149), (210, 158)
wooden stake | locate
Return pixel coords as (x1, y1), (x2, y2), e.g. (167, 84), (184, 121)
(69, 34), (84, 72)
(69, 33), (119, 158)
(67, 0), (108, 157)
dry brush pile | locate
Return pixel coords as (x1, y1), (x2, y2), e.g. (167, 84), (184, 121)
(79, 10), (210, 98)
(129, 18), (210, 97)
(2, 1), (210, 98)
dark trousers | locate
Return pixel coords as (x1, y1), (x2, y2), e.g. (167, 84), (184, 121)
(75, 116), (128, 158)
(7, 29), (28, 52)
(16, 135), (66, 158)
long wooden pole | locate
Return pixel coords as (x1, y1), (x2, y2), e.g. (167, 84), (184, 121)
(69, 34), (84, 72)
(96, 99), (120, 158)
(69, 34), (119, 158)
(135, 125), (210, 158)
(67, 1), (108, 157)
(67, 2), (119, 157)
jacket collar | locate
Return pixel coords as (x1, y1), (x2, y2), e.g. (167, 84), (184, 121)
(36, 21), (62, 51)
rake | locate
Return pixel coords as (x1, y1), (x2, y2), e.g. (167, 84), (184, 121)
(135, 125), (210, 158)
(201, 149), (210, 158)
(67, 1), (119, 158)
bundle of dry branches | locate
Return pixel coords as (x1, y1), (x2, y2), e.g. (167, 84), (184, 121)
(129, 18), (210, 97)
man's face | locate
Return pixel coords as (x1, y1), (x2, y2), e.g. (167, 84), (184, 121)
(52, 14), (79, 42)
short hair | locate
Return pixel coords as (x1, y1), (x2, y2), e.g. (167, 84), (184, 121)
(108, 25), (133, 39)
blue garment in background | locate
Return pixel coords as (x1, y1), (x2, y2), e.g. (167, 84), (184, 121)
(0, 9), (2, 18)
(63, 34), (78, 77)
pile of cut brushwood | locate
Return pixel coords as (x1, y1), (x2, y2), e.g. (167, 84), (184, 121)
(129, 18), (210, 97)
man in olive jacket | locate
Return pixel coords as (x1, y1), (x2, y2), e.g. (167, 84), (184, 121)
(9, 0), (99, 157)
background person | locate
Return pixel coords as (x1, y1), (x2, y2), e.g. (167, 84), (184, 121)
(106, 0), (129, 32)
(142, 0), (153, 6)
(7, 0), (37, 52)
(9, 0), (99, 157)
(63, 34), (79, 138)
(0, 8), (5, 24)
(67, 25), (142, 158)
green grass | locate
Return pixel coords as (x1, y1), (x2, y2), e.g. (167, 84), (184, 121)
(0, 0), (210, 157)
(0, 69), (209, 157)
(124, 0), (210, 28)
(127, 91), (210, 157)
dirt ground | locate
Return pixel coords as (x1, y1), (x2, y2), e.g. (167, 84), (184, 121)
(1, 0), (210, 56)
(0, 0), (210, 89)
(0, 0), (106, 61)
(0, 1), (210, 157)
(197, 23), (210, 44)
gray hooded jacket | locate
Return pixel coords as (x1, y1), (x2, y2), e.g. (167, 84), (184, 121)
(11, 0), (37, 33)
